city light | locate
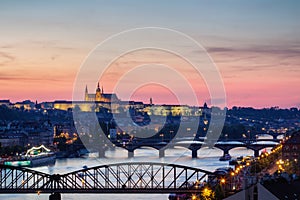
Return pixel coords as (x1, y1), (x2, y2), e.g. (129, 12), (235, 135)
(191, 194), (197, 200)
(202, 187), (213, 198)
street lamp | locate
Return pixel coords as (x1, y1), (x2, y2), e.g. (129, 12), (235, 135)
(230, 172), (235, 190)
(169, 130), (174, 141)
(160, 133), (164, 142)
(220, 178), (226, 193)
(191, 194), (198, 200)
(221, 178), (226, 184)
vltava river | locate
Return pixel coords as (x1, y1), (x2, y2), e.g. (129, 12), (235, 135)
(2, 143), (272, 200)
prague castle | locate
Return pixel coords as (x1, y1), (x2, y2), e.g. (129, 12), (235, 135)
(35, 82), (203, 116)
(84, 83), (119, 102)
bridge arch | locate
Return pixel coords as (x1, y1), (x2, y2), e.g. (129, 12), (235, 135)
(132, 145), (165, 158)
(227, 146), (256, 156)
(256, 132), (285, 140)
(131, 145), (161, 151)
(60, 162), (212, 193)
(125, 144), (163, 158)
(0, 162), (213, 194)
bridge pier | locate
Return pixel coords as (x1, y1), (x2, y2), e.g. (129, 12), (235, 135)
(223, 149), (229, 155)
(159, 149), (165, 158)
(192, 150), (197, 158)
(128, 149), (134, 158)
(98, 149), (105, 158)
(49, 193), (61, 200)
(254, 150), (259, 157)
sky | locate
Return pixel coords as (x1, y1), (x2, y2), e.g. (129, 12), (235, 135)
(0, 0), (299, 108)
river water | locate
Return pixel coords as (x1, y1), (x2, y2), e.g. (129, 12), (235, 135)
(3, 135), (274, 200)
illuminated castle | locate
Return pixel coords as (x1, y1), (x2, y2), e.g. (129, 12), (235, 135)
(84, 83), (119, 102)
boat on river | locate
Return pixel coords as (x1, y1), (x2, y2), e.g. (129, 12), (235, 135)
(219, 154), (231, 161)
(4, 145), (56, 167)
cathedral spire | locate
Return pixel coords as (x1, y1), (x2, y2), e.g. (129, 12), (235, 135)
(96, 82), (101, 93)
(84, 85), (89, 101)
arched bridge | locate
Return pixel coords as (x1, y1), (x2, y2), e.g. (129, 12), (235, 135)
(256, 132), (286, 140)
(214, 140), (279, 157)
(116, 138), (280, 158)
(0, 162), (213, 197)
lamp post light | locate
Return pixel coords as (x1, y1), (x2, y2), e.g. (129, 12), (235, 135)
(160, 133), (164, 142)
(230, 172), (235, 191)
(220, 178), (226, 194)
(169, 130), (174, 141)
(191, 194), (197, 200)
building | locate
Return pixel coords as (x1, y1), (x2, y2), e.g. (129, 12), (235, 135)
(282, 130), (300, 175)
(282, 131), (300, 161)
(0, 132), (28, 147)
(39, 83), (206, 117)
(84, 83), (119, 102)
(0, 100), (11, 108)
(14, 100), (35, 110)
(27, 130), (53, 147)
(39, 83), (120, 112)
(143, 104), (203, 117)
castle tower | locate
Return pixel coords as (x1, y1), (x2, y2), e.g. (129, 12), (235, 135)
(84, 85), (89, 101)
(95, 82), (101, 101)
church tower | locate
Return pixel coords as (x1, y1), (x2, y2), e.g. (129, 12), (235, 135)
(95, 82), (101, 101)
(84, 85), (89, 101)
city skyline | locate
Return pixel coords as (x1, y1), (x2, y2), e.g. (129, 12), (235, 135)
(0, 0), (299, 108)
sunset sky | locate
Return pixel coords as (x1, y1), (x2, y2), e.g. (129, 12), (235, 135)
(0, 0), (299, 108)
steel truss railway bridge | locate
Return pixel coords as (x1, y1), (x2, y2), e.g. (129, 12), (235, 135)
(0, 162), (213, 200)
